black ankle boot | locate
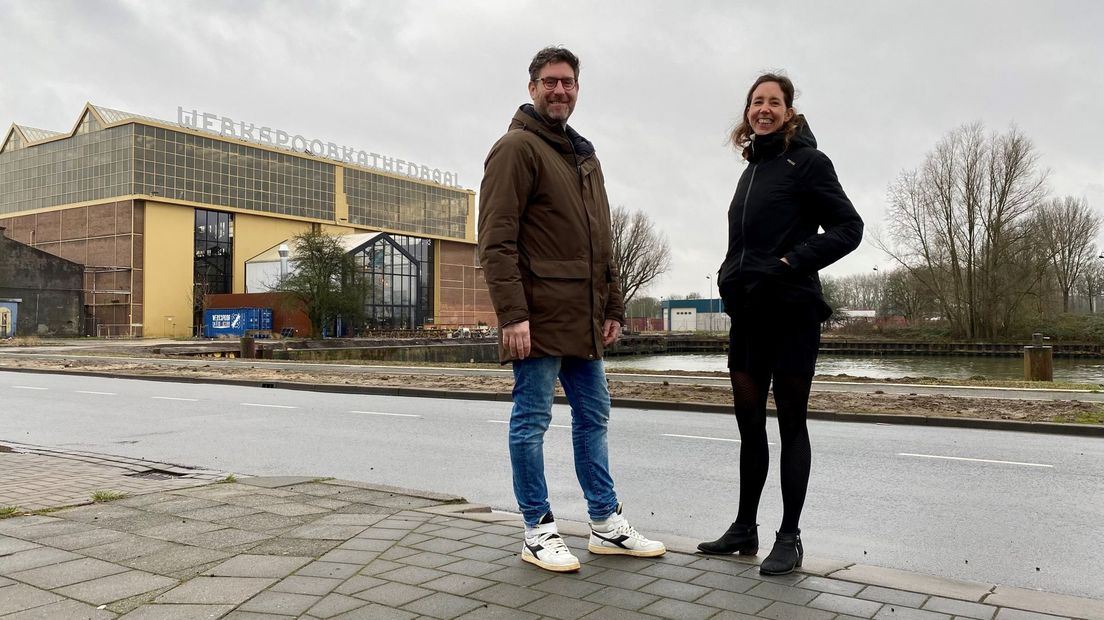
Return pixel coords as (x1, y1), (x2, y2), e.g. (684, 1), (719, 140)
(759, 530), (803, 575)
(697, 522), (758, 555)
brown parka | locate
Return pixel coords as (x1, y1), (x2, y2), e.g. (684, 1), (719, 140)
(478, 105), (624, 362)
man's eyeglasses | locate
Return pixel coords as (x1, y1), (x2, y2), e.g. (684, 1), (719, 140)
(534, 77), (577, 91)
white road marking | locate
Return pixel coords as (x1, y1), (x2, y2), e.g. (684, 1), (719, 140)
(241, 403), (297, 409)
(152, 396), (198, 401)
(76, 391), (116, 395)
(349, 411), (421, 418)
(899, 453), (1053, 468)
(12, 386), (48, 390)
(662, 433), (778, 445)
(487, 420), (571, 429)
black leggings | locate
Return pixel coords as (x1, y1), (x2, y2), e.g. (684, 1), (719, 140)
(731, 369), (813, 534)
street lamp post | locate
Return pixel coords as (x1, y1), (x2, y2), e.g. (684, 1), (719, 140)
(706, 275), (714, 333)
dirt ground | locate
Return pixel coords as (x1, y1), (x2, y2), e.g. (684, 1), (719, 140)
(2, 353), (1101, 425)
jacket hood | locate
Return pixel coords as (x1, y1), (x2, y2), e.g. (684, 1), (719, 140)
(748, 114), (817, 162)
(510, 104), (596, 160)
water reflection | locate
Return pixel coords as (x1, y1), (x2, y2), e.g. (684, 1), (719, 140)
(604, 353), (1104, 383)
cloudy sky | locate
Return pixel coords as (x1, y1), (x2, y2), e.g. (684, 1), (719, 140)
(3, 0), (1101, 299)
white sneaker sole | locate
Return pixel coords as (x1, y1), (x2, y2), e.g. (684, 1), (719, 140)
(587, 542), (667, 557)
(521, 550), (580, 572)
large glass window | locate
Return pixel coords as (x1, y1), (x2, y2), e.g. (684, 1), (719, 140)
(352, 233), (433, 329)
(194, 209), (233, 320)
(0, 125), (133, 214)
(344, 168), (468, 240)
(133, 125), (335, 220)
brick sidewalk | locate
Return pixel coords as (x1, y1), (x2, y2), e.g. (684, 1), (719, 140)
(1, 443), (1102, 619)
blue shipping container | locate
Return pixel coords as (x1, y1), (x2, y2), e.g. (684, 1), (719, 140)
(203, 308), (273, 338)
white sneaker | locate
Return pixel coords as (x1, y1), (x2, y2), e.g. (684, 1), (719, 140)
(521, 512), (580, 572)
(588, 503), (666, 557)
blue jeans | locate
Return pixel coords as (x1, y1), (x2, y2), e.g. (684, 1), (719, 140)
(510, 356), (618, 527)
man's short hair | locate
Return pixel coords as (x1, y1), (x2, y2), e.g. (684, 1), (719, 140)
(528, 46), (580, 80)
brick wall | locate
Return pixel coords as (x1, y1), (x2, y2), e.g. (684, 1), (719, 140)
(437, 240), (496, 328)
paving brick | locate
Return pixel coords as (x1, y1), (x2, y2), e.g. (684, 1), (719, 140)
(205, 554), (312, 578)
(520, 592), (603, 619)
(696, 589), (773, 614)
(582, 585), (661, 611)
(638, 597), (720, 620)
(797, 575), (866, 596)
(437, 558), (505, 578)
(10, 556), (130, 589)
(396, 533), (432, 547)
(56, 570), (178, 606)
(317, 548), (378, 565)
(246, 537), (340, 557)
(451, 545), (515, 563)
(0, 584), (63, 615)
(330, 603), (417, 619)
(377, 564), (450, 585)
(307, 593), (370, 618)
(214, 512), (305, 532)
(461, 532), (518, 549)
(337, 537), (393, 552)
(80, 535), (177, 562)
(351, 581), (434, 607)
(454, 603), (538, 619)
(0, 536), (40, 555)
(709, 612), (769, 620)
(379, 546), (420, 561)
(469, 582), (547, 607)
(297, 561), (362, 580)
(759, 601), (838, 620)
(154, 576), (276, 604)
(992, 610), (1068, 620)
(423, 526), (482, 541)
(181, 528), (271, 550)
(584, 567), (655, 590)
(275, 575), (346, 596)
(122, 544), (231, 576)
(532, 573), (607, 598)
(94, 513), (184, 534)
(410, 537), (471, 554)
(747, 580), (820, 605)
(479, 565), (554, 587)
(117, 603), (236, 619)
(639, 577), (711, 602)
(921, 596), (997, 620)
(1, 597), (117, 619)
(0, 546), (82, 574)
(136, 520), (225, 543)
(809, 592), (885, 618)
(35, 526), (130, 551)
(689, 570), (759, 593)
(262, 503), (330, 517)
(5, 519), (99, 541)
(740, 565), (806, 586)
(639, 561), (705, 582)
(358, 558), (404, 576)
(238, 591), (321, 615)
(144, 497), (224, 515)
(860, 585), (932, 608)
(284, 523), (369, 540)
(874, 605), (952, 620)
(420, 573), (496, 596)
(315, 513), (390, 527)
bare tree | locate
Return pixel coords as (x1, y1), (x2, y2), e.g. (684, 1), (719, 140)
(878, 123), (1048, 338)
(1080, 255), (1104, 313)
(610, 205), (672, 307)
(1038, 197), (1102, 312)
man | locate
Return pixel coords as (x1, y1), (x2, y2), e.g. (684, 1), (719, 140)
(478, 46), (665, 573)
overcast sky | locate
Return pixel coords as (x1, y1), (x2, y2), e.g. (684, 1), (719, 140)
(3, 0), (1102, 299)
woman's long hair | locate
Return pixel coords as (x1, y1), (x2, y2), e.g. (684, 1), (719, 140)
(730, 73), (801, 160)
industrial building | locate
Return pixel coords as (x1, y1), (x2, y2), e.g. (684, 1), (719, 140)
(0, 103), (495, 337)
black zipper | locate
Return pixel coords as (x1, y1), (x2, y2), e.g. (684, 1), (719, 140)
(738, 163), (757, 272)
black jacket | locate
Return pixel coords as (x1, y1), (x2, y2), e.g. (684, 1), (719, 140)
(717, 116), (863, 319)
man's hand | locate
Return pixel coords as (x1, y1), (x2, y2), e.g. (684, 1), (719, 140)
(502, 320), (531, 359)
(602, 319), (622, 346)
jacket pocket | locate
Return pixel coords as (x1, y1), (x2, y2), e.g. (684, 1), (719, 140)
(528, 258), (590, 279)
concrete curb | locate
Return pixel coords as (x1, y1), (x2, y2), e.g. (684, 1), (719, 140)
(3, 365), (1103, 437)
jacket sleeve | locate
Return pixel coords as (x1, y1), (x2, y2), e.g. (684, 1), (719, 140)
(783, 149), (864, 272)
(604, 257), (625, 324)
(477, 134), (534, 327)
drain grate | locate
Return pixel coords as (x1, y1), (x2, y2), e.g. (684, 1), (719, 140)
(125, 470), (185, 480)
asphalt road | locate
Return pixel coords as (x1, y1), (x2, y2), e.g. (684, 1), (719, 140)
(2, 370), (1102, 599)
(2, 351), (1103, 403)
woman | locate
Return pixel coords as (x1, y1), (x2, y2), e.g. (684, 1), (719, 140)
(698, 73), (863, 575)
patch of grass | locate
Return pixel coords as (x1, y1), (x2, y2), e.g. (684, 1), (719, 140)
(218, 474), (237, 483)
(0, 506), (20, 519)
(91, 490), (128, 503)
(1053, 410), (1104, 425)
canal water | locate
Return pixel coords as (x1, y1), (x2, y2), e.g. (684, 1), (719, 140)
(604, 353), (1104, 383)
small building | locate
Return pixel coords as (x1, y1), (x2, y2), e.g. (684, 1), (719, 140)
(660, 298), (729, 333)
(0, 227), (84, 336)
